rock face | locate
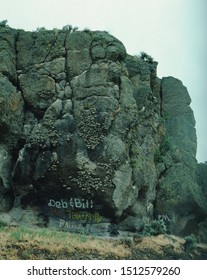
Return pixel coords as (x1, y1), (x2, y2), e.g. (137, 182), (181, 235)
(155, 77), (206, 236)
(196, 163), (207, 242)
(0, 26), (206, 239)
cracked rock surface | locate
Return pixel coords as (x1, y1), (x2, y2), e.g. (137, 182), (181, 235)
(0, 26), (206, 240)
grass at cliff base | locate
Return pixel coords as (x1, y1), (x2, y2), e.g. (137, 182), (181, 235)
(0, 225), (206, 260)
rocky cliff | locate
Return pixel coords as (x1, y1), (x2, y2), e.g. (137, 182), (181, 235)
(0, 25), (206, 241)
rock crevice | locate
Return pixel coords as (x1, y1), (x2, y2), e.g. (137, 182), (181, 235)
(0, 26), (206, 240)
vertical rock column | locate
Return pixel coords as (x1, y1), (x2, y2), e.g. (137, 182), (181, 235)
(0, 26), (24, 210)
(155, 77), (207, 235)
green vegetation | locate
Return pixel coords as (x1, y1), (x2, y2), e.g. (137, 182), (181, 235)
(0, 225), (130, 260)
(36, 27), (46, 32)
(120, 236), (134, 247)
(62, 24), (72, 31)
(0, 225), (206, 259)
(156, 184), (180, 213)
(62, 25), (79, 32)
(143, 219), (167, 236)
(83, 28), (91, 33)
(72, 26), (79, 32)
(0, 20), (8, 27)
(184, 234), (197, 251)
(160, 138), (171, 154)
(154, 137), (172, 163)
(139, 51), (154, 63)
(0, 221), (7, 229)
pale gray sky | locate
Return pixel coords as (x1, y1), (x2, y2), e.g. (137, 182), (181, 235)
(1, 0), (206, 162)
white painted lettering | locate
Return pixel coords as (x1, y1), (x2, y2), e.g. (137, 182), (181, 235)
(90, 200), (93, 208)
(56, 201), (61, 209)
(59, 218), (65, 228)
(74, 198), (82, 208)
(48, 199), (56, 207)
(85, 200), (89, 208)
(61, 199), (68, 208)
(82, 199), (85, 209)
(158, 214), (171, 222)
(69, 198), (74, 208)
(48, 198), (95, 209)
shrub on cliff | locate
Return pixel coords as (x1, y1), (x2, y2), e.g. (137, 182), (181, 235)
(184, 234), (197, 251)
(140, 51), (154, 63)
(0, 20), (8, 27)
(143, 219), (167, 236)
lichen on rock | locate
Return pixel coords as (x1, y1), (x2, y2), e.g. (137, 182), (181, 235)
(0, 25), (206, 240)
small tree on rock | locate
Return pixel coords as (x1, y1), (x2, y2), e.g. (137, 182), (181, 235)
(0, 20), (8, 27)
(140, 51), (154, 63)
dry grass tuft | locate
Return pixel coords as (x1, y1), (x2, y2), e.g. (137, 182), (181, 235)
(0, 225), (206, 260)
(136, 234), (184, 255)
(0, 225), (130, 260)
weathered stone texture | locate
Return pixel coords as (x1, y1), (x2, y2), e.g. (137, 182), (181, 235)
(0, 28), (17, 83)
(0, 26), (206, 240)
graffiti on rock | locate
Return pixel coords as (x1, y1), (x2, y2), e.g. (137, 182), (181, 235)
(158, 214), (172, 222)
(48, 198), (94, 209)
(67, 210), (102, 223)
(46, 197), (104, 230)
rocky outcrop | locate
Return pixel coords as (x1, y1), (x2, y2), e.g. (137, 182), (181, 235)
(196, 163), (207, 242)
(155, 77), (207, 237)
(0, 25), (206, 240)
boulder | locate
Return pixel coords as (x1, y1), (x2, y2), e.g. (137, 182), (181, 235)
(19, 73), (56, 112)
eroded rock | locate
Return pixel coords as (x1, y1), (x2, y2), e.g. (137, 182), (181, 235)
(0, 26), (206, 240)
